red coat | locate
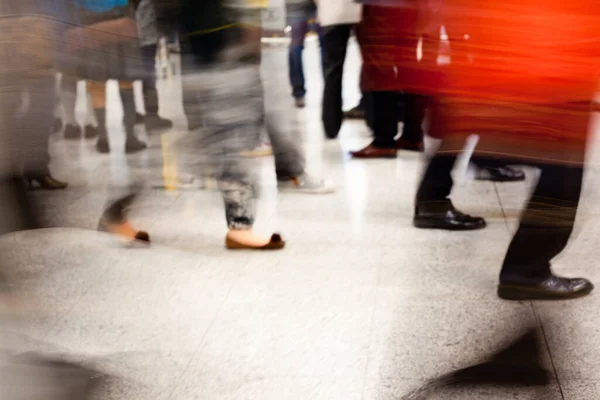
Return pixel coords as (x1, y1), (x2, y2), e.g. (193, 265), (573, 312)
(357, 1), (443, 94)
(436, 0), (600, 163)
(360, 0), (600, 163)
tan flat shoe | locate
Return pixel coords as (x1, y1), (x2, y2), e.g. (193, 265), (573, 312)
(226, 233), (285, 250)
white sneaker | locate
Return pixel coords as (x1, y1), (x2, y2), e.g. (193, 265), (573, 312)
(278, 173), (335, 194)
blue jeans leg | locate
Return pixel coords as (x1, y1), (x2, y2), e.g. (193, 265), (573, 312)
(288, 19), (309, 98)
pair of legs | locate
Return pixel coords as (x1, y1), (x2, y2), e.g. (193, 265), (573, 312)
(55, 74), (99, 139)
(288, 12), (324, 106)
(60, 76), (147, 154)
(321, 23), (356, 139)
(8, 76), (67, 190)
(180, 56), (283, 249)
(261, 46), (332, 193)
(415, 101), (592, 300)
(351, 92), (427, 158)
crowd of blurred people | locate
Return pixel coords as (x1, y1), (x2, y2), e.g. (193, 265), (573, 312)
(0, 0), (599, 396)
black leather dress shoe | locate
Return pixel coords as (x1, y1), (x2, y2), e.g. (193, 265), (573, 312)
(414, 202), (487, 230)
(476, 166), (526, 182)
(498, 275), (594, 300)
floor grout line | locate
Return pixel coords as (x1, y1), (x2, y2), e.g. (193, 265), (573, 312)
(163, 258), (248, 400)
(358, 266), (381, 400)
(530, 302), (566, 400)
(493, 182), (512, 235)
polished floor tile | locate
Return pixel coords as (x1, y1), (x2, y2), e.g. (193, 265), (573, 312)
(3, 40), (600, 399)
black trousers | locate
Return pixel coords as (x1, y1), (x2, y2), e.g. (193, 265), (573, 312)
(500, 164), (583, 282)
(416, 150), (585, 282)
(416, 154), (511, 203)
(366, 92), (426, 148)
(140, 44), (159, 115)
(321, 24), (354, 139)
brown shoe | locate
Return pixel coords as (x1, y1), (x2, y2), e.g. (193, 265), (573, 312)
(226, 233), (286, 250)
(396, 138), (424, 152)
(350, 144), (397, 159)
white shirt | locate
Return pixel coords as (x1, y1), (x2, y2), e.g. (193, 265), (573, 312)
(315, 0), (362, 27)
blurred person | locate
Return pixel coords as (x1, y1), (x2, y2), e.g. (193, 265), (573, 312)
(154, 0), (285, 250)
(348, 2), (438, 158)
(286, 0), (323, 108)
(261, 34), (334, 194)
(350, 4), (526, 184)
(62, 0), (150, 241)
(62, 0), (147, 155)
(0, 4), (69, 191)
(133, 0), (173, 130)
(315, 0), (363, 139)
(0, 2), (100, 397)
(416, 0), (598, 300)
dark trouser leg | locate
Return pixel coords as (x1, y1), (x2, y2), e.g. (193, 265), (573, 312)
(500, 164), (584, 282)
(401, 94), (427, 143)
(121, 86), (147, 153)
(262, 48), (306, 179)
(21, 77), (55, 178)
(0, 88), (39, 233)
(121, 87), (136, 140)
(363, 92), (374, 130)
(288, 19), (309, 99)
(181, 60), (259, 229)
(415, 152), (457, 205)
(140, 44), (159, 116)
(321, 24), (352, 139)
(371, 91), (399, 149)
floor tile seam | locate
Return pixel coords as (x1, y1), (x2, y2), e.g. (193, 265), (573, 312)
(530, 302), (566, 400)
(164, 264), (247, 400)
(360, 252), (384, 400)
(492, 182), (512, 235)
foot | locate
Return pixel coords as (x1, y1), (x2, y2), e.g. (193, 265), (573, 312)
(98, 220), (150, 243)
(343, 105), (365, 119)
(498, 275), (594, 300)
(96, 137), (110, 153)
(294, 97), (306, 108)
(396, 138), (424, 152)
(278, 173), (335, 194)
(64, 124), (82, 140)
(350, 143), (397, 159)
(84, 125), (99, 139)
(125, 137), (148, 154)
(25, 175), (68, 190)
(52, 118), (63, 134)
(476, 166), (526, 182)
(414, 201), (486, 230)
(145, 114), (173, 130)
(241, 142), (272, 157)
(225, 229), (285, 250)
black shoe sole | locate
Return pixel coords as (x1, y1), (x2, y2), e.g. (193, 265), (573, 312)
(498, 284), (593, 300)
(413, 217), (487, 231)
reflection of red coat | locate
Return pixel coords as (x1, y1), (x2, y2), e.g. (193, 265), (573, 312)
(357, 2), (442, 94)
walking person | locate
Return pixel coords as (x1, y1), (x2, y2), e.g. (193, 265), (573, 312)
(154, 0), (286, 249)
(286, 0), (323, 108)
(417, 0), (598, 299)
(316, 0), (363, 139)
